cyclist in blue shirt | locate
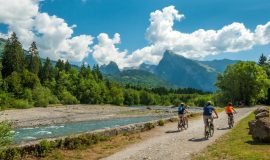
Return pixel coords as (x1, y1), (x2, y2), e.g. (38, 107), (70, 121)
(203, 101), (218, 130)
(177, 102), (188, 124)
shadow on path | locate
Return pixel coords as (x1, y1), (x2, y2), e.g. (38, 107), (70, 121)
(188, 137), (207, 142)
(165, 130), (180, 133)
(217, 127), (230, 130)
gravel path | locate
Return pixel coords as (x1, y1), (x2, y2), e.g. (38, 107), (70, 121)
(103, 107), (255, 160)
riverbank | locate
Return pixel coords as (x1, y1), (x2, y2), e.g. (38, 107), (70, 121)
(0, 105), (174, 128)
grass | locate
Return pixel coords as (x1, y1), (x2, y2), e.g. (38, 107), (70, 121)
(193, 112), (270, 160)
(24, 134), (142, 160)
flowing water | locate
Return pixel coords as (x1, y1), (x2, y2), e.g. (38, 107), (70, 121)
(13, 116), (168, 144)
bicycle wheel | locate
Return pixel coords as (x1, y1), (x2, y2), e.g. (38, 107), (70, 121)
(205, 127), (209, 139)
(184, 119), (188, 129)
(209, 124), (214, 137)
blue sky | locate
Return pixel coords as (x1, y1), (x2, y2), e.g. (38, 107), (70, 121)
(1, 0), (270, 66)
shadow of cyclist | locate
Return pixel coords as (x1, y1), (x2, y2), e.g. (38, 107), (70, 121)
(188, 137), (208, 142)
(165, 130), (181, 133)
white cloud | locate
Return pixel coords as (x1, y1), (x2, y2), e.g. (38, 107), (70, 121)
(93, 5), (270, 69)
(0, 0), (93, 62)
(93, 33), (129, 68)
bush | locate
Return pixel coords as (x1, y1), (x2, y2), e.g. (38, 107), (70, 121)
(158, 119), (165, 126)
(36, 140), (52, 157)
(0, 148), (21, 160)
(10, 99), (32, 109)
(60, 90), (79, 105)
(0, 121), (13, 149)
(32, 86), (59, 107)
(144, 122), (155, 131)
(0, 92), (12, 109)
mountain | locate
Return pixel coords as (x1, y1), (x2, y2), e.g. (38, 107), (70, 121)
(100, 51), (238, 91)
(154, 51), (218, 91)
(199, 59), (238, 73)
(100, 61), (120, 75)
(104, 69), (169, 88)
(139, 63), (156, 73)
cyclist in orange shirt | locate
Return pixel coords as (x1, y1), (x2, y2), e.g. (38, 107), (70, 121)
(225, 102), (236, 115)
(225, 102), (237, 127)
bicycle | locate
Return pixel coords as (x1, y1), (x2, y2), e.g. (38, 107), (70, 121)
(177, 116), (188, 131)
(228, 113), (235, 128)
(204, 117), (216, 139)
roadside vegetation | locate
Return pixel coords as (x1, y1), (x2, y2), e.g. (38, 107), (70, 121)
(0, 33), (210, 110)
(193, 112), (270, 160)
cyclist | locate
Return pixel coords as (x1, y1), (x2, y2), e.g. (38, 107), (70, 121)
(203, 101), (218, 131)
(178, 103), (188, 124)
(225, 102), (237, 125)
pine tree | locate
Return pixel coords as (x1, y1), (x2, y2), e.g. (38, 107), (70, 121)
(2, 32), (25, 78)
(40, 57), (53, 82)
(55, 59), (65, 71)
(28, 42), (41, 74)
(64, 60), (71, 72)
(258, 53), (267, 66)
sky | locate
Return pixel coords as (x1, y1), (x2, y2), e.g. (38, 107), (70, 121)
(0, 0), (270, 68)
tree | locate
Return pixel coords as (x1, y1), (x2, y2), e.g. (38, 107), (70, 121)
(40, 57), (53, 82)
(258, 54), (267, 66)
(55, 59), (65, 72)
(93, 64), (103, 81)
(28, 42), (41, 74)
(216, 61), (270, 105)
(1, 32), (25, 78)
(64, 60), (71, 72)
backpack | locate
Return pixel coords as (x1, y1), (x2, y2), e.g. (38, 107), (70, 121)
(178, 106), (185, 114)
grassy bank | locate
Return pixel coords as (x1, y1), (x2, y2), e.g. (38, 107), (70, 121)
(193, 112), (270, 160)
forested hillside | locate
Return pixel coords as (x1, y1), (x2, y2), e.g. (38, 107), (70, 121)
(0, 33), (209, 109)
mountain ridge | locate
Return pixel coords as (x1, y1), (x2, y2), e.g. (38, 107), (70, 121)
(100, 51), (238, 91)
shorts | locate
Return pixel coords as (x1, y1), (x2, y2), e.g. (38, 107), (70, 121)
(227, 113), (233, 117)
(203, 115), (213, 125)
(178, 114), (186, 118)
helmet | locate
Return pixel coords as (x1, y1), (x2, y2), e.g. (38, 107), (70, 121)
(228, 102), (232, 106)
(207, 101), (212, 106)
(180, 102), (185, 106)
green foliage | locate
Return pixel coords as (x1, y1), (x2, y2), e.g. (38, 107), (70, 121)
(32, 86), (59, 107)
(0, 121), (13, 148)
(36, 140), (52, 157)
(258, 53), (267, 66)
(216, 61), (270, 106)
(140, 91), (155, 105)
(158, 119), (165, 126)
(27, 42), (41, 74)
(40, 57), (54, 82)
(1, 33), (25, 78)
(10, 99), (31, 109)
(143, 122), (155, 131)
(190, 94), (213, 107)
(59, 90), (79, 105)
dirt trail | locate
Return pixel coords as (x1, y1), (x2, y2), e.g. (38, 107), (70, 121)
(103, 107), (255, 160)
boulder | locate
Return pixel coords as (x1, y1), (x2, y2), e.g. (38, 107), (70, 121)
(254, 106), (269, 115)
(249, 117), (270, 143)
(255, 111), (269, 119)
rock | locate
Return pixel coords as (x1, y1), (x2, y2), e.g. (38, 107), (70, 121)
(249, 117), (270, 143)
(254, 106), (269, 115)
(255, 111), (269, 119)
(146, 106), (152, 110)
